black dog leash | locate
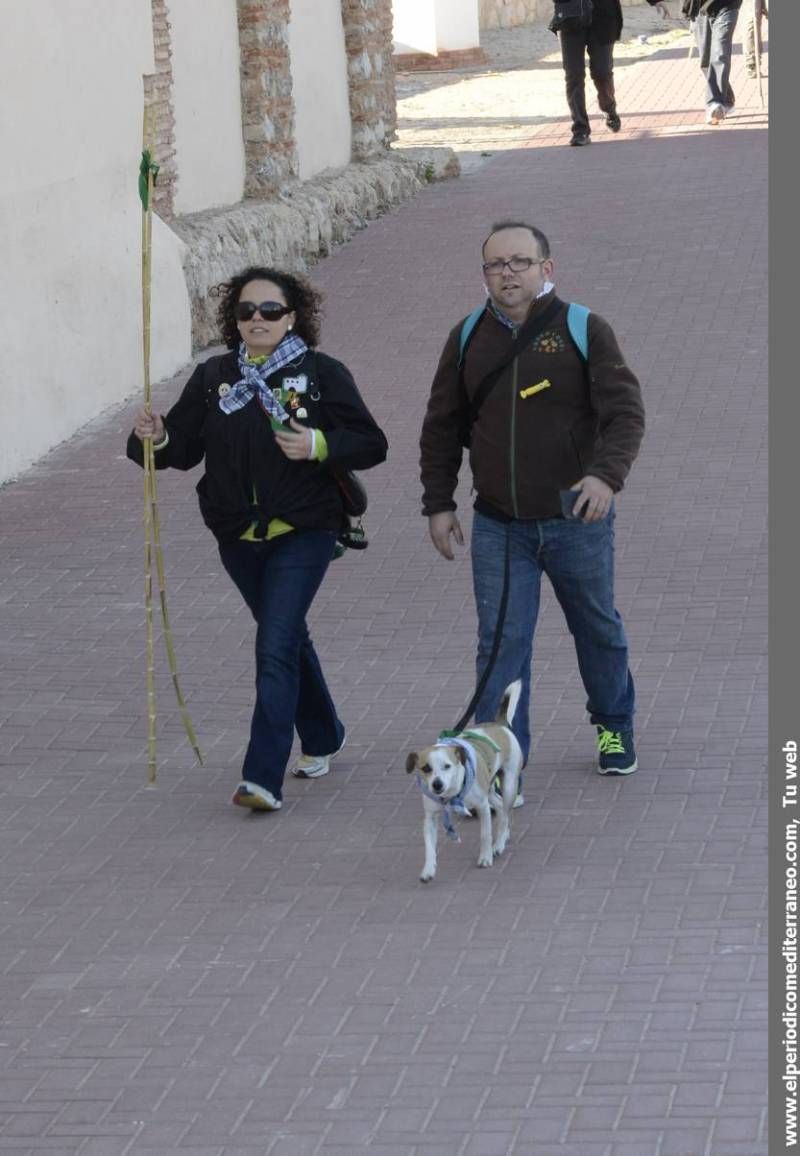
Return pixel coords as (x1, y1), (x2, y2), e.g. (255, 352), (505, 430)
(441, 523), (512, 738)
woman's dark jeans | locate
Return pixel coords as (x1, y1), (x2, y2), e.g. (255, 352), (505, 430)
(219, 531), (344, 800)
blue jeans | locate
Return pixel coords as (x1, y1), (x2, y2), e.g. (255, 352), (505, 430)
(471, 510), (635, 765)
(694, 7), (738, 109)
(218, 531), (344, 799)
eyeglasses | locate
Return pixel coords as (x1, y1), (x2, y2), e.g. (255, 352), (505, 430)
(234, 300), (293, 322)
(482, 257), (546, 276)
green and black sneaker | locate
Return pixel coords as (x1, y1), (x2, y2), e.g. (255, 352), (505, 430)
(596, 727), (637, 776)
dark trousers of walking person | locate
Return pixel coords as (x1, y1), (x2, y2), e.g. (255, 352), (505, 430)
(560, 28), (616, 138)
(218, 530), (345, 801)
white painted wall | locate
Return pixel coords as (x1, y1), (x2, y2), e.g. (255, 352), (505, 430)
(393, 0), (481, 54)
(170, 0), (245, 214)
(434, 0), (481, 50)
(289, 0), (352, 179)
(0, 0), (191, 484)
(393, 0), (438, 54)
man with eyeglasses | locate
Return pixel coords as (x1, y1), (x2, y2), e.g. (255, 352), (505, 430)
(419, 222), (645, 784)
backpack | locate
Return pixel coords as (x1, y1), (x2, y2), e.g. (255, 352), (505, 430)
(456, 301), (591, 446)
(548, 0), (594, 34)
(458, 301), (590, 366)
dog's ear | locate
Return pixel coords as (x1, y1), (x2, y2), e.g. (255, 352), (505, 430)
(454, 745), (468, 765)
(405, 752), (417, 774)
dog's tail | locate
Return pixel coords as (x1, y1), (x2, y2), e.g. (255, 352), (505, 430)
(496, 680), (522, 727)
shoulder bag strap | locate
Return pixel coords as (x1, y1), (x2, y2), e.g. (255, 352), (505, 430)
(467, 295), (564, 427)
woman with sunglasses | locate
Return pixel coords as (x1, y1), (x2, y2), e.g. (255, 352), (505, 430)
(128, 267), (387, 813)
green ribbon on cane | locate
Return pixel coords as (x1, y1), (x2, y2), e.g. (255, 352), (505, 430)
(138, 148), (160, 210)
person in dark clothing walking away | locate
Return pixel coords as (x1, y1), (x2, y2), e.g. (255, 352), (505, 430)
(682, 0), (742, 123)
(555, 0), (668, 146)
(419, 222), (645, 785)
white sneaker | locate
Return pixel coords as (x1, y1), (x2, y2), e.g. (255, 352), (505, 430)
(291, 735), (346, 779)
(231, 781), (282, 811)
(491, 775), (525, 810)
(467, 791), (525, 816)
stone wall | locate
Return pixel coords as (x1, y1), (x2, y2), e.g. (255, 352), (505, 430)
(393, 46), (486, 70)
(173, 155), (436, 348)
(480, 0), (644, 26)
(143, 0), (177, 219)
(148, 0), (398, 202)
(236, 0), (298, 196)
(341, 0), (397, 159)
(479, 0), (554, 26)
(159, 0), (453, 351)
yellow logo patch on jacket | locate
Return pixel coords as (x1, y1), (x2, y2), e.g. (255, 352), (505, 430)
(531, 331), (566, 354)
(520, 379), (552, 399)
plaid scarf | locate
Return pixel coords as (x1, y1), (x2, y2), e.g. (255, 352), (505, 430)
(219, 335), (309, 416)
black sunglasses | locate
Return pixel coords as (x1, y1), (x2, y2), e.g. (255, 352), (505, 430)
(234, 300), (293, 322)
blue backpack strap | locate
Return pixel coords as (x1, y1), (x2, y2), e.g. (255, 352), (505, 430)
(566, 302), (590, 361)
(458, 306), (486, 368)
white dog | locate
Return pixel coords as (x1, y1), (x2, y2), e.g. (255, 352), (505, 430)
(405, 680), (524, 882)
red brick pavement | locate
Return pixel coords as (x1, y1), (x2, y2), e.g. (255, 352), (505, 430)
(0, 40), (767, 1156)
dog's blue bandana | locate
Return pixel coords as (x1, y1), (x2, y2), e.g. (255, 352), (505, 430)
(416, 738), (479, 842)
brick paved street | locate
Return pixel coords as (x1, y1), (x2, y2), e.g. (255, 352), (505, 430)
(0, 33), (767, 1156)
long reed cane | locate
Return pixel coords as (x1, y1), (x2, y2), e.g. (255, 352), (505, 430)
(146, 465), (204, 768)
(141, 107), (158, 784)
(753, 0), (764, 107)
(139, 104), (203, 781)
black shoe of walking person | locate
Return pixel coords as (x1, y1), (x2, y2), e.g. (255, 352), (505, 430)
(570, 132), (591, 146)
(605, 111), (621, 133)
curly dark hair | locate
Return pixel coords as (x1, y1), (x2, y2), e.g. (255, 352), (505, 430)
(216, 266), (324, 349)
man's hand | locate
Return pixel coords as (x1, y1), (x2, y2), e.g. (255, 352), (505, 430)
(654, 2), (672, 17)
(133, 406), (165, 445)
(274, 417), (314, 460)
(569, 476), (614, 522)
(428, 511), (464, 560)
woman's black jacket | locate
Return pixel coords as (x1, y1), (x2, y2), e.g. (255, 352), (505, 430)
(127, 348), (388, 543)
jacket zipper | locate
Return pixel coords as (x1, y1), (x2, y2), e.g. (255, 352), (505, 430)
(510, 331), (519, 518)
(569, 430), (585, 476)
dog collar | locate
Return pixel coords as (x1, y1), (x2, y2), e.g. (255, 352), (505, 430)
(416, 772), (473, 841)
(415, 739), (479, 842)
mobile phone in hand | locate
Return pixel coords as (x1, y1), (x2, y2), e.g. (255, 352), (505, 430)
(560, 489), (583, 519)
